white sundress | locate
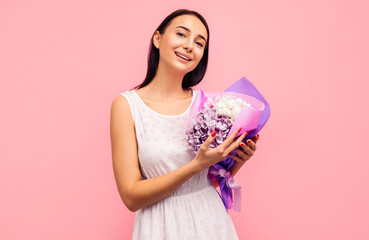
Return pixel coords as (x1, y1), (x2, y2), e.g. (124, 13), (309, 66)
(119, 89), (239, 240)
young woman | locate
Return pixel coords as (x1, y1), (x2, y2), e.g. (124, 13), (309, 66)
(110, 9), (259, 239)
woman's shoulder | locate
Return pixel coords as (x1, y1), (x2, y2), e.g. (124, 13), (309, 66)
(115, 89), (137, 103)
(118, 89), (135, 98)
(111, 90), (135, 117)
(110, 95), (136, 129)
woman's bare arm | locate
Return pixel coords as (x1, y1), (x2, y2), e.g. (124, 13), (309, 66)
(110, 96), (202, 212)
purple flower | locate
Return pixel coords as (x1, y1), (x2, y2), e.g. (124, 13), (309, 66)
(186, 107), (233, 153)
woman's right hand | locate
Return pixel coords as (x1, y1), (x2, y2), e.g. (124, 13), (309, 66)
(192, 128), (248, 173)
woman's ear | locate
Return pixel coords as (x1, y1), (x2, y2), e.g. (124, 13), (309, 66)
(153, 31), (160, 49)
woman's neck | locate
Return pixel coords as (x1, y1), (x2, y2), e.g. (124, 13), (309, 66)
(142, 63), (192, 101)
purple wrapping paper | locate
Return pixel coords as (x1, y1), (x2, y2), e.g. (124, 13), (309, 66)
(225, 76), (271, 140)
(189, 76), (271, 211)
(201, 91), (265, 135)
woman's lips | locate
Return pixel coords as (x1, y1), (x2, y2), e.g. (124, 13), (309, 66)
(175, 52), (191, 61)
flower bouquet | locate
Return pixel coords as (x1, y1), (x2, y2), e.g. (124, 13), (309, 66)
(186, 76), (271, 212)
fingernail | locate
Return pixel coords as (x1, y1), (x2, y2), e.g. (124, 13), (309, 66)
(240, 142), (245, 147)
(238, 127), (242, 132)
(211, 131), (217, 137)
(247, 140), (251, 144)
(256, 134), (259, 137)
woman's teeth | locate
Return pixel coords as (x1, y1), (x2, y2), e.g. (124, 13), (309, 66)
(175, 52), (190, 61)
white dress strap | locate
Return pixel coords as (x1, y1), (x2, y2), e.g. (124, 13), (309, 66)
(119, 90), (137, 122)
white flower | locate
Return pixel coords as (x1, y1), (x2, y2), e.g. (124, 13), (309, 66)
(204, 97), (215, 108)
(211, 94), (255, 122)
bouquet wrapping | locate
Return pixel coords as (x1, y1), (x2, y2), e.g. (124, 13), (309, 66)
(186, 76), (271, 212)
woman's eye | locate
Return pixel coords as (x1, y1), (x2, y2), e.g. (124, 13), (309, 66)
(177, 32), (204, 47)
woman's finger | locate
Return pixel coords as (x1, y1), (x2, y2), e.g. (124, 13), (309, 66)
(239, 142), (254, 156)
(219, 128), (244, 150)
(245, 139), (257, 152)
(234, 148), (250, 160)
(229, 152), (245, 163)
(251, 133), (260, 144)
(200, 130), (217, 150)
(225, 132), (247, 155)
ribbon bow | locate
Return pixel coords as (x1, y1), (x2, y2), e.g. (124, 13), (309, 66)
(208, 166), (242, 212)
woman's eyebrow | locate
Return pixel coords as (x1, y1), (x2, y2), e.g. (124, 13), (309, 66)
(175, 26), (207, 43)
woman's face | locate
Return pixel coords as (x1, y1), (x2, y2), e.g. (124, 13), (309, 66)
(153, 14), (208, 75)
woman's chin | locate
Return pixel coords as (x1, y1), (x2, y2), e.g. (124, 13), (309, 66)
(172, 64), (196, 75)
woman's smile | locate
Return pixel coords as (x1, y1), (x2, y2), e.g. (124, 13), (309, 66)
(175, 51), (192, 62)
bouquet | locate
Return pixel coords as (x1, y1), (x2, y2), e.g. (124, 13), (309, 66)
(186, 76), (271, 212)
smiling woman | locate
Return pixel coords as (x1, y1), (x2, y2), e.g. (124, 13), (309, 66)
(110, 9), (248, 240)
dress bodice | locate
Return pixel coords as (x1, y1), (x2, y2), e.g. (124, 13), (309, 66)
(119, 89), (211, 196)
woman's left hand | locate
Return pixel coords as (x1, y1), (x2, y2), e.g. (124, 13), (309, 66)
(229, 133), (260, 176)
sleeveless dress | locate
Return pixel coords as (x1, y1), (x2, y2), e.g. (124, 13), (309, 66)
(119, 89), (239, 240)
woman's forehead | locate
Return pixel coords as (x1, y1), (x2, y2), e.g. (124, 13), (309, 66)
(168, 15), (208, 39)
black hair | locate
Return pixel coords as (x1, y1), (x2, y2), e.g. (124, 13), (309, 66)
(133, 9), (210, 90)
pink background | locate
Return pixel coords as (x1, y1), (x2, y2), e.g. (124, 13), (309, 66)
(1, 0), (368, 239)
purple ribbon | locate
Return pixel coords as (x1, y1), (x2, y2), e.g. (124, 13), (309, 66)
(208, 166), (242, 212)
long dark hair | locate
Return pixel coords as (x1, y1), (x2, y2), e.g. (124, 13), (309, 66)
(133, 9), (210, 90)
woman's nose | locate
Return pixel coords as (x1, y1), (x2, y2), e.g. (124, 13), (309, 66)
(183, 40), (194, 51)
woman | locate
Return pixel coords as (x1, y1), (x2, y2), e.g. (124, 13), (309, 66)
(110, 9), (259, 239)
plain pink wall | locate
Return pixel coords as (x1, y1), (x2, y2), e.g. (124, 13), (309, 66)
(1, 0), (368, 239)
